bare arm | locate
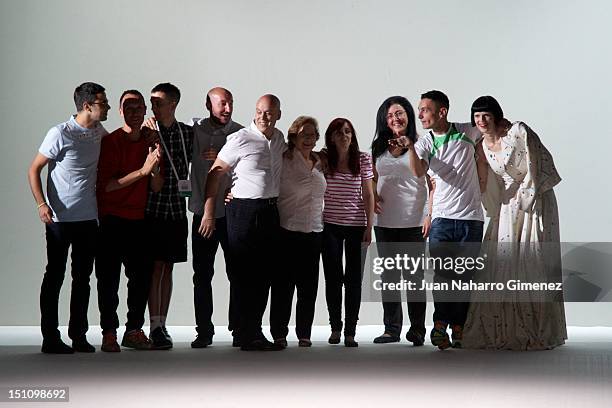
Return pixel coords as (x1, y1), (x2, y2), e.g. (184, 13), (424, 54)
(198, 157), (231, 238)
(372, 164), (383, 214)
(361, 178), (375, 245)
(389, 137), (428, 177)
(422, 175), (435, 237)
(105, 144), (162, 192)
(27, 153), (53, 224)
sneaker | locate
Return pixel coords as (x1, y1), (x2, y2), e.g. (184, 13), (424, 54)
(101, 332), (121, 352)
(298, 338), (312, 347)
(150, 327), (172, 350)
(72, 338), (96, 353)
(405, 329), (425, 346)
(121, 329), (152, 350)
(41, 339), (74, 354)
(430, 324), (451, 350)
(191, 335), (212, 349)
(451, 325), (463, 348)
(373, 333), (400, 344)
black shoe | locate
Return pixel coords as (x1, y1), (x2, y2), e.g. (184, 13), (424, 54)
(406, 329), (425, 346)
(72, 338), (95, 353)
(274, 338), (288, 349)
(150, 327), (172, 350)
(328, 331), (341, 345)
(344, 336), (359, 347)
(41, 339), (74, 354)
(240, 339), (285, 351)
(232, 337), (242, 347)
(373, 333), (400, 344)
(191, 335), (212, 348)
(161, 326), (173, 342)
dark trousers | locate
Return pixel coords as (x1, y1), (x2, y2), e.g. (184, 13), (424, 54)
(374, 226), (426, 337)
(40, 220), (98, 341)
(321, 223), (366, 337)
(270, 228), (322, 340)
(95, 215), (152, 334)
(192, 214), (238, 339)
(428, 217), (484, 326)
(226, 198), (281, 344)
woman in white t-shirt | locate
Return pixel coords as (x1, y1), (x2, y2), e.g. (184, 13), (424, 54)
(370, 96), (433, 346)
(270, 116), (327, 348)
(321, 118), (375, 347)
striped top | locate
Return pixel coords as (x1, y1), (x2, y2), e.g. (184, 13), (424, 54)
(323, 152), (374, 226)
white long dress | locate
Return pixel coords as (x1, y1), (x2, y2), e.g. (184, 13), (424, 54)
(462, 122), (567, 350)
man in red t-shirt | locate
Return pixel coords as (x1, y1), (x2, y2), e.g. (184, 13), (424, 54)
(96, 90), (163, 352)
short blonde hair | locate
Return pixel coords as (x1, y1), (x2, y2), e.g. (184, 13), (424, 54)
(287, 116), (319, 150)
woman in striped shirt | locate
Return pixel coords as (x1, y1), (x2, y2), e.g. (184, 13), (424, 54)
(321, 118), (375, 347)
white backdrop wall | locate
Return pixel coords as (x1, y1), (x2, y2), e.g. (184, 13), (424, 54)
(1, 0), (611, 328)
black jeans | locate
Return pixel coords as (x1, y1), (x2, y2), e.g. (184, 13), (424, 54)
(428, 217), (484, 326)
(270, 228), (322, 340)
(226, 198), (281, 344)
(192, 214), (238, 339)
(374, 226), (426, 337)
(40, 220), (98, 341)
(321, 223), (366, 337)
(95, 215), (152, 334)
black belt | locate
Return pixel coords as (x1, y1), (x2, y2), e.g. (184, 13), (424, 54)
(233, 197), (278, 205)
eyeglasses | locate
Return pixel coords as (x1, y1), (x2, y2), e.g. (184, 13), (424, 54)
(386, 110), (407, 120)
(91, 101), (110, 107)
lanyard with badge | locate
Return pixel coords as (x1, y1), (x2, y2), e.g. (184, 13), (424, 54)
(156, 122), (192, 198)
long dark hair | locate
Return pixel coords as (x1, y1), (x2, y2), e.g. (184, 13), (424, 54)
(371, 96), (417, 160)
(324, 118), (360, 176)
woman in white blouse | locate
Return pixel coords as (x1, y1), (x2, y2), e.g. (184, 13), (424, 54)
(371, 96), (433, 346)
(270, 116), (327, 348)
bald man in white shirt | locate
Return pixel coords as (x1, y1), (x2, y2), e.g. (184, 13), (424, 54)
(200, 94), (287, 351)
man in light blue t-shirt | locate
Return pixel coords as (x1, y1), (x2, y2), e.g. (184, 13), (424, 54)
(27, 82), (109, 354)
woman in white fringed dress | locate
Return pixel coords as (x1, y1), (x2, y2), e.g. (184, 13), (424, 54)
(462, 96), (567, 350)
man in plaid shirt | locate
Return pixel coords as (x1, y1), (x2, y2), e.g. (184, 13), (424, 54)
(146, 82), (193, 349)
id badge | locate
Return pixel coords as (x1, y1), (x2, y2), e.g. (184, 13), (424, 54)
(178, 179), (192, 198)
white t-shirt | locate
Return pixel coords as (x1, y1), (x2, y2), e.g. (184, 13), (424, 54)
(374, 149), (428, 228)
(278, 152), (326, 233)
(189, 118), (243, 217)
(413, 122), (484, 221)
(39, 115), (107, 222)
(217, 121), (287, 199)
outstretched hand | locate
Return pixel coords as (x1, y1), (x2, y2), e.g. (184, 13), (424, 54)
(388, 136), (412, 149)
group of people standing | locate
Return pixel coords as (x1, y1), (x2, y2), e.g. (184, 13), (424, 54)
(28, 81), (566, 354)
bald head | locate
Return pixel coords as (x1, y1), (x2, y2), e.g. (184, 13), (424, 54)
(257, 94), (281, 110)
(206, 87), (233, 125)
(254, 94), (282, 137)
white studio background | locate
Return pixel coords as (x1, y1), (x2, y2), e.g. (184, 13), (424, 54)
(1, 0), (610, 328)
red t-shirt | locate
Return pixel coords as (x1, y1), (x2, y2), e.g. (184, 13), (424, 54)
(97, 128), (151, 219)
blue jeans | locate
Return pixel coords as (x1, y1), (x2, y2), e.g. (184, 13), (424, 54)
(428, 217), (483, 326)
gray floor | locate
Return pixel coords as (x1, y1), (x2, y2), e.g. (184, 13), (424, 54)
(1, 326), (611, 407)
